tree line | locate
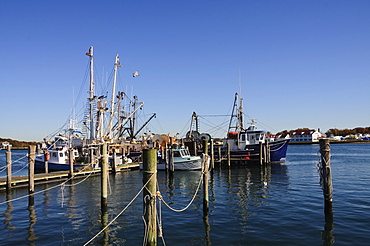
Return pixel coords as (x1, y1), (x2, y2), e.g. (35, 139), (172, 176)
(0, 138), (38, 148)
(275, 127), (370, 137)
(324, 127), (370, 136)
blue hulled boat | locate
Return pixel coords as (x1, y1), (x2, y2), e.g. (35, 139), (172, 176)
(223, 93), (290, 163)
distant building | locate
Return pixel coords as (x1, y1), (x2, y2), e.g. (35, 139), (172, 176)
(0, 141), (10, 149)
(290, 129), (322, 142)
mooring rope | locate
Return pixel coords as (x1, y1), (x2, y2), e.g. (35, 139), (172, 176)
(0, 163), (96, 206)
(10, 163), (29, 176)
(316, 145), (332, 193)
(0, 153), (29, 173)
(156, 162), (205, 213)
(84, 172), (156, 246)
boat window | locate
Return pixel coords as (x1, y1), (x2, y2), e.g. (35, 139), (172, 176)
(74, 152), (79, 157)
(174, 151), (181, 157)
(241, 134), (246, 141)
(59, 153), (64, 157)
(52, 153), (57, 158)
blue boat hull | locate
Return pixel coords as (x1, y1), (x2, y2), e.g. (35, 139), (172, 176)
(35, 160), (88, 172)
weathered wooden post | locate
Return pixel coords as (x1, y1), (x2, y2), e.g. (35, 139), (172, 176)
(6, 144), (12, 191)
(227, 142), (231, 166)
(44, 149), (49, 173)
(193, 141), (197, 156)
(112, 149), (117, 174)
(142, 149), (157, 246)
(210, 139), (214, 169)
(217, 145), (221, 161)
(264, 139), (270, 163)
(28, 145), (36, 195)
(319, 139), (333, 216)
(89, 147), (94, 168)
(202, 139), (209, 214)
(69, 148), (74, 178)
(267, 141), (271, 163)
(101, 143), (108, 212)
(259, 142), (263, 165)
(169, 149), (174, 172)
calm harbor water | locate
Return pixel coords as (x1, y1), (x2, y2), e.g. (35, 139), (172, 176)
(0, 143), (369, 245)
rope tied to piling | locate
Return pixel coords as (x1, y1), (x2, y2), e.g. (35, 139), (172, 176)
(84, 172), (156, 246)
(317, 140), (333, 201)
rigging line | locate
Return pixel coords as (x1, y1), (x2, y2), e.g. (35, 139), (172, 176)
(198, 114), (231, 117)
(83, 173), (156, 246)
(71, 59), (90, 113)
(179, 117), (193, 136)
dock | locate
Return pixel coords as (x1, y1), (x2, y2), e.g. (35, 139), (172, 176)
(0, 163), (139, 191)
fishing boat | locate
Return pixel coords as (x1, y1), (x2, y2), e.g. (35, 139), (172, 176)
(35, 135), (88, 171)
(140, 147), (209, 171)
(223, 93), (290, 163)
(35, 47), (154, 171)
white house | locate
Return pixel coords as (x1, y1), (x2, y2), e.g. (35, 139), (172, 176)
(290, 129), (322, 142)
(0, 141), (10, 149)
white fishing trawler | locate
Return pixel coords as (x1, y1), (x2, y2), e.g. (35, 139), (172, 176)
(35, 47), (155, 171)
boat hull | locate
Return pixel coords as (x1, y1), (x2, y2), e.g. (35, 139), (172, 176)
(35, 160), (88, 172)
(157, 158), (203, 170)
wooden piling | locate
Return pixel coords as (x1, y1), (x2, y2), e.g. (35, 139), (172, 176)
(28, 145), (36, 194)
(227, 143), (230, 166)
(44, 149), (49, 173)
(112, 150), (117, 174)
(6, 145), (12, 191)
(259, 142), (263, 165)
(217, 145), (221, 162)
(169, 149), (174, 172)
(101, 143), (108, 211)
(142, 149), (157, 246)
(210, 139), (214, 169)
(89, 147), (94, 168)
(319, 139), (333, 215)
(265, 139), (270, 163)
(69, 148), (74, 178)
(193, 141), (197, 156)
(202, 139), (208, 157)
(202, 140), (209, 214)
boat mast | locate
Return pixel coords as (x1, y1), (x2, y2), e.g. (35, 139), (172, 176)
(106, 54), (120, 140)
(238, 97), (245, 131)
(228, 93), (239, 133)
(86, 46), (95, 142)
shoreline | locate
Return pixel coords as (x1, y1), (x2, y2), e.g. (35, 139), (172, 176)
(289, 140), (370, 145)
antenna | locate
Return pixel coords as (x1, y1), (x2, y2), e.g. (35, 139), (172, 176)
(238, 67), (242, 98)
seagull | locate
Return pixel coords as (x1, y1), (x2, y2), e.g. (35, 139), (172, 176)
(133, 71), (140, 77)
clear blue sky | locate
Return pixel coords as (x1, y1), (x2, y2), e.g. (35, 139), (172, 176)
(1, 1), (370, 141)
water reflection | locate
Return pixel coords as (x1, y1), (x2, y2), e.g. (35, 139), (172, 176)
(27, 195), (38, 243)
(97, 211), (109, 246)
(203, 213), (211, 246)
(3, 193), (15, 231)
(322, 203), (334, 246)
